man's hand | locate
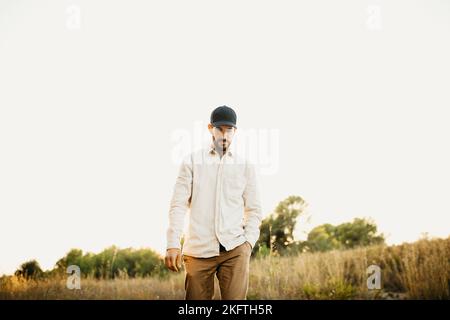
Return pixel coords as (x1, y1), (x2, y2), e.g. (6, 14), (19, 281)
(165, 248), (182, 272)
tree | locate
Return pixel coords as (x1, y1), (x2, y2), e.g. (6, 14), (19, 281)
(306, 224), (342, 252)
(254, 195), (308, 255)
(14, 260), (43, 280)
(335, 218), (385, 249)
(54, 246), (167, 279)
(306, 218), (385, 252)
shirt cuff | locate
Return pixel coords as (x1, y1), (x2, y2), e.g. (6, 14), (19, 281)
(244, 235), (257, 250)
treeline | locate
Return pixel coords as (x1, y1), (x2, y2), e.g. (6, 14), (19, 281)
(254, 196), (385, 256)
(14, 246), (168, 280)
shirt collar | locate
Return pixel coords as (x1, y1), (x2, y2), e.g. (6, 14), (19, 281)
(209, 142), (233, 157)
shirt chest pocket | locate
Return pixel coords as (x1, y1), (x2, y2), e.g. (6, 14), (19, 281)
(223, 173), (247, 200)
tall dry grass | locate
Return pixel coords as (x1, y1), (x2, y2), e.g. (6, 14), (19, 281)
(1, 237), (448, 299)
(248, 237), (449, 299)
(0, 274), (186, 300)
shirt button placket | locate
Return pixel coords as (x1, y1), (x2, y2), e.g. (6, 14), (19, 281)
(214, 154), (225, 254)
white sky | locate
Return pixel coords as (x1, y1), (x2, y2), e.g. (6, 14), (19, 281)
(1, 0), (449, 275)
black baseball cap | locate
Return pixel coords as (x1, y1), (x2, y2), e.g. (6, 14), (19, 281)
(210, 105), (237, 128)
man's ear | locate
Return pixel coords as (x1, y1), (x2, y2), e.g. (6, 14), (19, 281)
(207, 123), (214, 133)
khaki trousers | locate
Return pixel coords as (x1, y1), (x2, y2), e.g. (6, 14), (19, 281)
(183, 241), (252, 300)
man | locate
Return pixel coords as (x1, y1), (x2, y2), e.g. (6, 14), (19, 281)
(165, 105), (263, 300)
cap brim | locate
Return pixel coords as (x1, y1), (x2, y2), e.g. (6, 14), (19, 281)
(211, 121), (237, 128)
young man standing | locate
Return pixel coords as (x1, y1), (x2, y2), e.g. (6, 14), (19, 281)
(165, 105), (263, 300)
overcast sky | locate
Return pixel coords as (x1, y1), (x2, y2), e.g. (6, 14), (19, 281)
(1, 0), (449, 275)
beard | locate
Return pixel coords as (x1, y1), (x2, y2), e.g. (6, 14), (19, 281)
(213, 138), (229, 152)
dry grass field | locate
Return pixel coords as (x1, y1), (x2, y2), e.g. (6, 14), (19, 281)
(1, 237), (448, 300)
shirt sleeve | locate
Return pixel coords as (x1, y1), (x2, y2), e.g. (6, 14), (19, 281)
(242, 162), (263, 249)
(166, 155), (193, 250)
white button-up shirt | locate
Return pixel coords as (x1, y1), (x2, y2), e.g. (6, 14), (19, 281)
(166, 144), (263, 257)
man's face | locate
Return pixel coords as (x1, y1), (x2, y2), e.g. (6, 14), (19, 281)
(208, 124), (236, 152)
